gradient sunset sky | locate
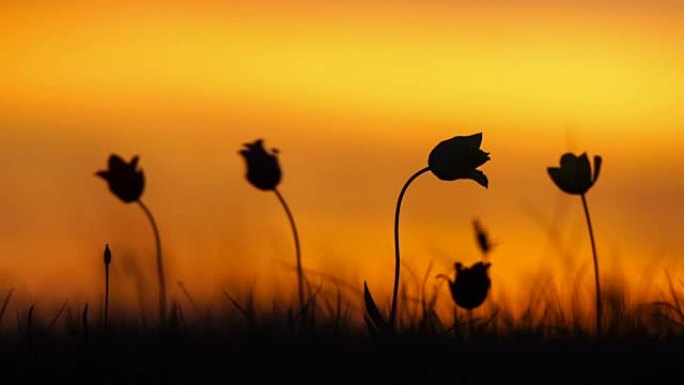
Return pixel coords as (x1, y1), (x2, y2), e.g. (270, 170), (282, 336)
(1, 1), (683, 319)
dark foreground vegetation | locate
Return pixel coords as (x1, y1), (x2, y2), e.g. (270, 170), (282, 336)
(2, 134), (678, 383)
(2, 290), (684, 385)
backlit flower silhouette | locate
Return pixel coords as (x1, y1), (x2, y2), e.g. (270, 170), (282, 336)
(240, 139), (282, 191)
(428, 134), (491, 187)
(364, 133), (490, 332)
(548, 152), (603, 333)
(96, 155), (144, 202)
(548, 153), (602, 195)
(240, 139), (305, 314)
(96, 154), (167, 322)
(446, 262), (492, 310)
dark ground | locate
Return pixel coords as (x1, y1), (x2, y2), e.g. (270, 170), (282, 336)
(2, 331), (682, 384)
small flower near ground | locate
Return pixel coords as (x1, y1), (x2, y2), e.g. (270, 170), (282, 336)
(447, 262), (492, 310)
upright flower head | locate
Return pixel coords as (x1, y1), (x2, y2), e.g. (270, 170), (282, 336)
(447, 261), (492, 310)
(96, 155), (145, 203)
(239, 139), (282, 191)
(548, 153), (602, 195)
(104, 244), (112, 266)
(428, 133), (490, 187)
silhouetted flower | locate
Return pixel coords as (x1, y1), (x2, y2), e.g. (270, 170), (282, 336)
(447, 262), (492, 310)
(239, 139), (282, 191)
(548, 153), (602, 195)
(547, 151), (604, 334)
(428, 133), (490, 187)
(96, 154), (167, 321)
(96, 155), (145, 203)
(238, 139), (307, 317)
(104, 244), (111, 266)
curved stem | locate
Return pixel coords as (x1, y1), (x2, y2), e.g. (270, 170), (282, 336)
(581, 194), (602, 334)
(137, 200), (167, 323)
(390, 167), (430, 327)
(274, 189), (304, 312)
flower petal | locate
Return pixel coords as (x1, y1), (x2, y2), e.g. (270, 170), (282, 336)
(467, 169), (489, 188)
(560, 153), (579, 173)
(592, 155), (603, 185)
(576, 153), (592, 191)
(108, 154), (126, 170)
(459, 133), (483, 149)
(548, 167), (574, 194)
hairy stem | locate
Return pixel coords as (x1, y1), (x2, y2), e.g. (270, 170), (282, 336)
(390, 167), (430, 327)
(137, 200), (167, 323)
(581, 194), (602, 334)
(274, 189), (304, 314)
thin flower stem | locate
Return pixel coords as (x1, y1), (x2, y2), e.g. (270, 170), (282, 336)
(274, 188), (304, 314)
(104, 263), (110, 331)
(390, 167), (431, 328)
(137, 200), (167, 323)
(581, 193), (602, 334)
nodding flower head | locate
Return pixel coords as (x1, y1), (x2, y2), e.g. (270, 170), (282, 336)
(427, 133), (490, 187)
(96, 154), (145, 203)
(239, 139), (282, 191)
(447, 261), (492, 310)
(548, 152), (602, 195)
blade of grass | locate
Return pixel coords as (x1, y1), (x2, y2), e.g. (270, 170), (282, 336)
(0, 288), (14, 327)
(46, 300), (68, 335)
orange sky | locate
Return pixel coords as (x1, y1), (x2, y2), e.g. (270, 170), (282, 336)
(1, 1), (683, 321)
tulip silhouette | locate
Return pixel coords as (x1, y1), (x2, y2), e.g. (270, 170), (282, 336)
(548, 152), (603, 333)
(428, 134), (491, 187)
(96, 155), (144, 202)
(548, 153), (601, 195)
(239, 140), (305, 314)
(364, 133), (490, 332)
(96, 154), (167, 323)
(446, 262), (492, 311)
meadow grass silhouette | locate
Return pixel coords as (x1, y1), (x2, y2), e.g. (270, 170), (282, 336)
(1, 135), (684, 384)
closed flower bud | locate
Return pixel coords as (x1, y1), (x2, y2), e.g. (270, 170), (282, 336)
(104, 244), (111, 266)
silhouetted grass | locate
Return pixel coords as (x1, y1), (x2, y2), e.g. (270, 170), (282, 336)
(0, 271), (683, 384)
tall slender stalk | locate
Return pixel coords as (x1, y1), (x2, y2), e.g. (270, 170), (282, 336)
(390, 167), (430, 327)
(137, 200), (167, 323)
(273, 188), (304, 313)
(581, 193), (602, 334)
(104, 261), (110, 331)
